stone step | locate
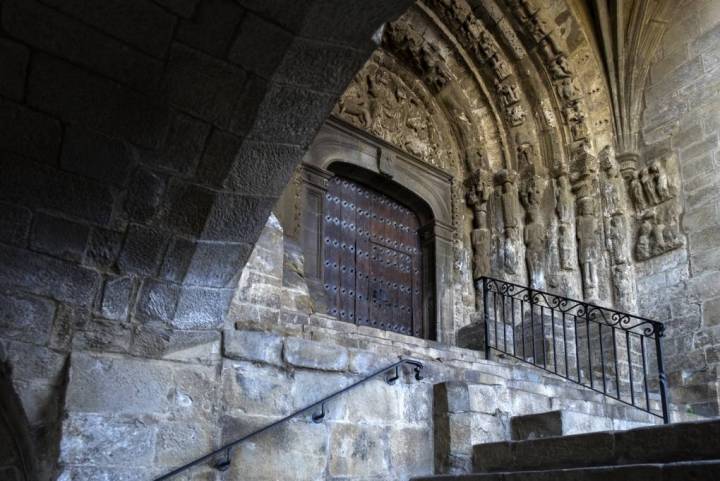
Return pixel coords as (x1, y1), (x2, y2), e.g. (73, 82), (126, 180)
(505, 386), (660, 425)
(413, 460), (720, 481)
(472, 418), (720, 473)
(511, 410), (614, 440)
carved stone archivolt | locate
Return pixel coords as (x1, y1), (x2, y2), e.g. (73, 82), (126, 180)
(505, 0), (591, 145)
(383, 20), (452, 92)
(429, 0), (527, 128)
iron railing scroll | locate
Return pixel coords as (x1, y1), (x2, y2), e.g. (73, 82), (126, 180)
(481, 277), (669, 424)
(153, 358), (424, 480)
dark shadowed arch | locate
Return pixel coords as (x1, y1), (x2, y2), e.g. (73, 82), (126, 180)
(0, 363), (36, 481)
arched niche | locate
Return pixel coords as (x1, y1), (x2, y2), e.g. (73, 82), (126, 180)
(278, 118), (456, 343)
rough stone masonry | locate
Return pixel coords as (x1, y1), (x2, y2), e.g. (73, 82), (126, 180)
(1, 1), (720, 480)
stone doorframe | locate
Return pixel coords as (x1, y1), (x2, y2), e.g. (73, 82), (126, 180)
(279, 118), (455, 343)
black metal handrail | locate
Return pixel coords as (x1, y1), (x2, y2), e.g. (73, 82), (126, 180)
(153, 358), (424, 480)
(481, 276), (669, 424)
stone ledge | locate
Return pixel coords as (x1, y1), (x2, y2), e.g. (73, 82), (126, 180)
(223, 329), (283, 366)
(283, 337), (349, 371)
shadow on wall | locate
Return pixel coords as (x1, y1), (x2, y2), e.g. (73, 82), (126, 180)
(0, 361), (36, 481)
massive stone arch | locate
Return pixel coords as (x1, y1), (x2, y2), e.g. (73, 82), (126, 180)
(0, 0), (415, 476)
(0, 361), (37, 481)
(2, 0), (720, 477)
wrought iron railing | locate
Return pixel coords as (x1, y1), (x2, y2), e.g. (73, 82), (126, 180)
(481, 277), (669, 423)
(153, 358), (424, 480)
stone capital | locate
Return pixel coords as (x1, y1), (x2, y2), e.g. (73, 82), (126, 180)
(617, 151), (641, 180)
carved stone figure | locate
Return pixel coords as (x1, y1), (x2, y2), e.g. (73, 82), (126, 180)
(640, 168), (659, 205)
(527, 12), (550, 43)
(570, 111), (588, 140)
(479, 30), (497, 58)
(557, 77), (581, 102)
(520, 175), (543, 211)
(497, 170), (523, 274)
(521, 176), (547, 288)
(576, 197), (600, 301)
(556, 174), (575, 270)
(490, 55), (512, 80)
(549, 54), (572, 79)
(599, 145), (625, 216)
(651, 159), (671, 201)
(507, 104), (526, 126)
(466, 171), (492, 229)
(498, 170), (521, 229)
(467, 171), (493, 280)
(629, 171), (647, 211)
(516, 136), (534, 166)
(651, 214), (667, 256)
(337, 78), (372, 128)
(571, 146), (601, 301)
(524, 208), (547, 288)
(505, 227), (521, 275)
(663, 204), (682, 247)
(612, 264), (636, 312)
(496, 79), (520, 106)
(384, 20), (451, 92)
(607, 214), (629, 265)
(636, 218), (652, 259)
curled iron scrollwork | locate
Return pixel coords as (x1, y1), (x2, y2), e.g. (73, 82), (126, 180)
(483, 277), (663, 337)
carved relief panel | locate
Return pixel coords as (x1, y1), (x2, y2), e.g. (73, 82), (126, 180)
(627, 152), (683, 261)
(334, 57), (458, 171)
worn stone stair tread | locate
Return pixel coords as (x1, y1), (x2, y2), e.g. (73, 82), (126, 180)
(473, 418), (720, 472)
(412, 459), (720, 481)
(504, 386), (660, 425)
(509, 408), (660, 441)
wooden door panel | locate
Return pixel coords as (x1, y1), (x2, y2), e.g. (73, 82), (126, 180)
(323, 175), (423, 337)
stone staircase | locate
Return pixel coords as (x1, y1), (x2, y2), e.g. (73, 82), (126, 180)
(432, 353), (708, 475)
(420, 418), (720, 480)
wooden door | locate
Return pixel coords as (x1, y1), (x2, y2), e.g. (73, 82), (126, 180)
(323, 176), (424, 337)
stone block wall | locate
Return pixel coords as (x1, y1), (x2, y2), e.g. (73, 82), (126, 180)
(639, 0), (720, 415)
(58, 338), (435, 481)
(42, 205), (672, 480)
(0, 1), (414, 477)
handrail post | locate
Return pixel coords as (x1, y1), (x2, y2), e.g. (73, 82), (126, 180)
(483, 277), (490, 360)
(654, 324), (670, 424)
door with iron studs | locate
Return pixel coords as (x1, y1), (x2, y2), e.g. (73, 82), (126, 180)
(322, 175), (424, 337)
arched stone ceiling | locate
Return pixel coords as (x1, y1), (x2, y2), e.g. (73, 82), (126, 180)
(587, 0), (678, 156)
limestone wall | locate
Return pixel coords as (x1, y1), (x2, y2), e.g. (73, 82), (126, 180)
(639, 0), (720, 416)
(35, 210), (670, 480)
